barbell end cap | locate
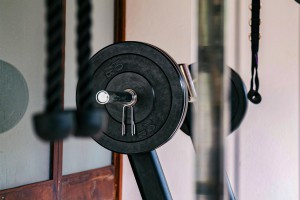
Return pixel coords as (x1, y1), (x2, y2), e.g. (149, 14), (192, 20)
(74, 109), (107, 137)
(33, 111), (76, 141)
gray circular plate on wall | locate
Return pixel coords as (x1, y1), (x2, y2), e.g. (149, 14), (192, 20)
(0, 60), (29, 133)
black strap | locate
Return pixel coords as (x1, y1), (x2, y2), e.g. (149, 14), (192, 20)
(247, 0), (262, 104)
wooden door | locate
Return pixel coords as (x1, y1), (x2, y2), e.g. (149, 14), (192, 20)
(0, 0), (125, 199)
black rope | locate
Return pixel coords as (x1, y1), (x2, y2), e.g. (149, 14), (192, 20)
(247, 0), (262, 104)
(45, 0), (64, 112)
(76, 0), (93, 110)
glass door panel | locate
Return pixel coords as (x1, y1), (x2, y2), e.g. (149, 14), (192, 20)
(62, 0), (114, 175)
(0, 0), (50, 190)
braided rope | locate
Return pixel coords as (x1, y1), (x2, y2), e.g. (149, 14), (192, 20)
(76, 0), (93, 110)
(45, 0), (64, 112)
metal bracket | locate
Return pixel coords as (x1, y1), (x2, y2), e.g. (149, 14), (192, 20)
(128, 151), (173, 200)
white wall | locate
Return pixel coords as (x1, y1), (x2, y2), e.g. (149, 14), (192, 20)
(123, 1), (197, 200)
(226, 1), (300, 199)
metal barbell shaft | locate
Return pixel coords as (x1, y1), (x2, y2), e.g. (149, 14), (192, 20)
(96, 89), (137, 137)
(96, 89), (137, 105)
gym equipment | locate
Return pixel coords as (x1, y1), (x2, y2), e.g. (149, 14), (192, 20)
(197, 0), (226, 198)
(75, 0), (103, 137)
(34, 0), (75, 141)
(181, 64), (248, 136)
(33, 1), (245, 198)
(34, 0), (103, 141)
(75, 41), (191, 199)
(82, 41), (188, 154)
(230, 68), (248, 132)
(76, 41), (245, 199)
(128, 151), (172, 200)
(181, 66), (243, 200)
(248, 0), (262, 104)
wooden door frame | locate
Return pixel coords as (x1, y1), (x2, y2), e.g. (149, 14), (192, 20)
(0, 1), (126, 199)
(113, 0), (126, 199)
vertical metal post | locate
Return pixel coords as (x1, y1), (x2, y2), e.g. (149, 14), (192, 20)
(195, 0), (228, 200)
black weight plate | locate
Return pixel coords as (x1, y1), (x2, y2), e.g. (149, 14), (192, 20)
(230, 68), (247, 132)
(105, 72), (154, 124)
(78, 41), (188, 154)
(147, 44), (189, 133)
